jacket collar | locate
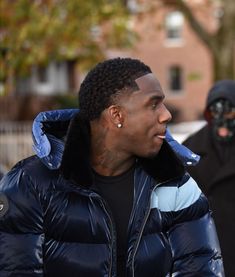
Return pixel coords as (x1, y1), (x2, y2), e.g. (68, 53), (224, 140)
(60, 112), (185, 188)
(32, 109), (200, 188)
(32, 109), (77, 170)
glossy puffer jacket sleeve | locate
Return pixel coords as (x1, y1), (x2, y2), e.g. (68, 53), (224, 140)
(169, 177), (224, 276)
(154, 175), (224, 276)
(169, 213), (223, 276)
(0, 163), (44, 277)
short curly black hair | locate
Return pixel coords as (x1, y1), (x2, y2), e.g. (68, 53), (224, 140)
(79, 57), (152, 120)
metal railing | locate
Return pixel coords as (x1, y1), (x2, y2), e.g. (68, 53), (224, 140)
(0, 120), (206, 171)
(0, 121), (33, 170)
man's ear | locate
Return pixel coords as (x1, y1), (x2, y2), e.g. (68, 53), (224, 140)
(106, 105), (124, 127)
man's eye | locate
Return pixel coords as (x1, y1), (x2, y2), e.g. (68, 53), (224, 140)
(152, 103), (158, 109)
(151, 101), (162, 109)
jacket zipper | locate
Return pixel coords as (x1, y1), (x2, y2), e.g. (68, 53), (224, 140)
(70, 186), (117, 277)
(96, 197), (116, 277)
(131, 177), (177, 277)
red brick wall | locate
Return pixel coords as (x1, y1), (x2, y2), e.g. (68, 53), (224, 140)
(127, 1), (217, 121)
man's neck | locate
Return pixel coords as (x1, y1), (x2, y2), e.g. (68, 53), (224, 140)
(90, 123), (135, 176)
(92, 153), (135, 176)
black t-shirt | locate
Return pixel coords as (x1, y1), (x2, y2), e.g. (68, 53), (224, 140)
(93, 165), (135, 277)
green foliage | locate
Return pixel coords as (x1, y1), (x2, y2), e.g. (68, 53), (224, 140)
(0, 0), (132, 81)
(54, 94), (78, 109)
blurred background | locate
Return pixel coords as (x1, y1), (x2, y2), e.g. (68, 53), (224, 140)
(0, 0), (234, 171)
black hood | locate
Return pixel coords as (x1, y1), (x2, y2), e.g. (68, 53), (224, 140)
(206, 80), (235, 109)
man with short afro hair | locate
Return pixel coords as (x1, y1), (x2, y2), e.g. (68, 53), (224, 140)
(79, 57), (152, 120)
(0, 57), (224, 276)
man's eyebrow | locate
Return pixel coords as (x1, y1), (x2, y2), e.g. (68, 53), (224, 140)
(143, 95), (164, 106)
(148, 94), (165, 101)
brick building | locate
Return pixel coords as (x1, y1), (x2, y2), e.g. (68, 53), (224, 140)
(115, 0), (220, 121)
(0, 0), (221, 122)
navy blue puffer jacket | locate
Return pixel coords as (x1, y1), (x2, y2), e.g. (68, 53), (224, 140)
(0, 110), (224, 277)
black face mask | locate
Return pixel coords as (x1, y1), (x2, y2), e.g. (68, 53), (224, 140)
(208, 99), (235, 142)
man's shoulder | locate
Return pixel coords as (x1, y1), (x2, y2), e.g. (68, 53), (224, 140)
(2, 156), (61, 192)
(13, 155), (42, 170)
(151, 174), (209, 227)
(14, 156), (59, 177)
(183, 125), (210, 149)
(152, 174), (204, 212)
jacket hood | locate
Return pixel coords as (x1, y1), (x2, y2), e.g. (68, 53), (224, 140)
(32, 109), (76, 169)
(32, 109), (199, 185)
(206, 80), (235, 109)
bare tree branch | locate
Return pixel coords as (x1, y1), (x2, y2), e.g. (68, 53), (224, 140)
(161, 0), (217, 52)
(157, 0), (235, 79)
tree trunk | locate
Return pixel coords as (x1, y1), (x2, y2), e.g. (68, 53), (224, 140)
(213, 42), (235, 81)
(160, 0), (235, 81)
(212, 0), (235, 80)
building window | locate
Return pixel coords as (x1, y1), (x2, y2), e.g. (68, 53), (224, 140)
(37, 66), (48, 83)
(125, 0), (145, 13)
(169, 66), (183, 92)
(165, 11), (184, 40)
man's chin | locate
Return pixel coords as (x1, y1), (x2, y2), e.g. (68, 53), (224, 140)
(147, 152), (159, 159)
(141, 149), (160, 159)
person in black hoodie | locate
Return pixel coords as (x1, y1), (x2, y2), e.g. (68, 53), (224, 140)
(183, 79), (235, 276)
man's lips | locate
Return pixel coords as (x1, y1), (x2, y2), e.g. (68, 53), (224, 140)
(155, 131), (166, 139)
(157, 134), (166, 139)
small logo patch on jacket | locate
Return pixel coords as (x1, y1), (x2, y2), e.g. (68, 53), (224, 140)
(0, 193), (9, 217)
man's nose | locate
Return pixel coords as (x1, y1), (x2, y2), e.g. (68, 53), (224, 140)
(159, 104), (172, 123)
